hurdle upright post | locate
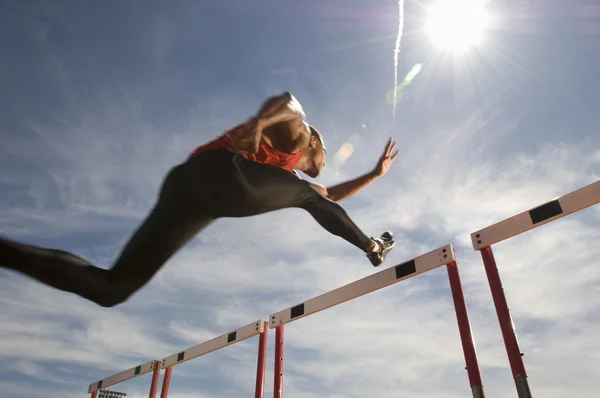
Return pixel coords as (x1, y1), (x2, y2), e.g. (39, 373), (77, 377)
(273, 325), (284, 398)
(148, 360), (162, 398)
(446, 261), (485, 398)
(159, 366), (172, 398)
(480, 246), (531, 397)
(255, 325), (269, 398)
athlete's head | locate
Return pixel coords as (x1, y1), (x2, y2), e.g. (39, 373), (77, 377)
(302, 124), (327, 178)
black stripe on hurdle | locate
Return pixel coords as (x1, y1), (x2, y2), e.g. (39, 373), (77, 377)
(227, 331), (237, 343)
(98, 380), (103, 389)
(395, 260), (416, 279)
(177, 352), (185, 362)
(134, 365), (141, 375)
(529, 200), (563, 224)
(291, 303), (305, 319)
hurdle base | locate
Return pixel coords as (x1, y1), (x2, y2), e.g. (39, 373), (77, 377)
(471, 385), (485, 398)
(515, 375), (532, 398)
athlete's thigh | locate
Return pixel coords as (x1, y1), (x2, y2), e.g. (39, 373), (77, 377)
(226, 156), (316, 214)
(110, 203), (214, 282)
(109, 161), (216, 284)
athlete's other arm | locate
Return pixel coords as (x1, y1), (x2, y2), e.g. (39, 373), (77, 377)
(309, 138), (400, 202)
(258, 92), (311, 153)
(257, 92), (306, 134)
(227, 92), (308, 155)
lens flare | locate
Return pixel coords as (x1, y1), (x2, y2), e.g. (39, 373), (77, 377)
(387, 63), (423, 105)
(334, 142), (354, 165)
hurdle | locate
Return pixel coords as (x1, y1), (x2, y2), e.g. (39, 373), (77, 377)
(269, 244), (485, 398)
(160, 319), (268, 398)
(88, 359), (162, 398)
(87, 319), (268, 398)
(470, 179), (600, 398)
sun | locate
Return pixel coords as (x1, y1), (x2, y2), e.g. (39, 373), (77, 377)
(424, 0), (491, 53)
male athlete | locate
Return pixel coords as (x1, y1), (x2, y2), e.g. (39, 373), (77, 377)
(0, 92), (398, 307)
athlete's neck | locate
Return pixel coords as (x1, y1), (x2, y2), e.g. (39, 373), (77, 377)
(294, 152), (315, 175)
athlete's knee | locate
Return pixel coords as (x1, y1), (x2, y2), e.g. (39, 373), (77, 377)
(96, 295), (128, 308)
(88, 276), (139, 307)
(93, 287), (135, 307)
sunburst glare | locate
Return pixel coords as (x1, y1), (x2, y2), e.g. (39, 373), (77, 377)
(425, 0), (491, 53)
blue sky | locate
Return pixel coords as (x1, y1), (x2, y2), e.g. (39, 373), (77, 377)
(1, 0), (600, 397)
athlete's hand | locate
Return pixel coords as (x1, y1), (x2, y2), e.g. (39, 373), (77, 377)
(373, 138), (400, 177)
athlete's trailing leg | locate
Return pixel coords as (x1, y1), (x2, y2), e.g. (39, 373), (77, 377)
(1, 154), (216, 307)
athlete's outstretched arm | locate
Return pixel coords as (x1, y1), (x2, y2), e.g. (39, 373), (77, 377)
(311, 138), (400, 202)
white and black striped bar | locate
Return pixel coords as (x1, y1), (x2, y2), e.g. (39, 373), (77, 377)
(269, 244), (455, 328)
(88, 360), (159, 393)
(471, 179), (600, 251)
(162, 320), (265, 368)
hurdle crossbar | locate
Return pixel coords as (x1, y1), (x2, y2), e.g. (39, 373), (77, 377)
(471, 179), (600, 250)
(88, 359), (161, 394)
(270, 244), (454, 327)
(470, 179), (600, 398)
(162, 319), (265, 368)
(160, 319), (268, 398)
(269, 244), (485, 398)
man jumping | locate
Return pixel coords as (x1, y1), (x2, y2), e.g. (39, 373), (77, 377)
(0, 92), (398, 307)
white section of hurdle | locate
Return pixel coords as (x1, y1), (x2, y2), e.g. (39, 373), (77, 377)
(88, 359), (159, 393)
(161, 319), (265, 368)
(269, 244), (455, 328)
(471, 179), (600, 250)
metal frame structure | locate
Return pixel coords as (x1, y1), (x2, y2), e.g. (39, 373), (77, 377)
(269, 244), (485, 398)
(88, 320), (268, 398)
(470, 179), (600, 398)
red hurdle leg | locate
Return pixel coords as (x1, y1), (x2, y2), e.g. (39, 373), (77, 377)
(481, 246), (531, 398)
(273, 325), (284, 398)
(255, 327), (269, 398)
(160, 366), (172, 398)
(148, 361), (162, 398)
(446, 261), (485, 398)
